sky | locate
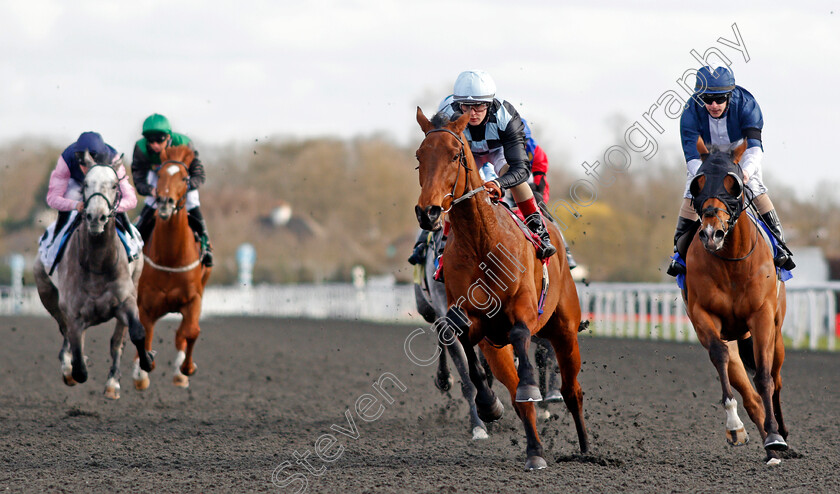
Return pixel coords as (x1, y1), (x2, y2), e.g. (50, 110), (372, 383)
(1, 0), (838, 198)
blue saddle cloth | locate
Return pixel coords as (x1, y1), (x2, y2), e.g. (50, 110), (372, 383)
(671, 213), (792, 289)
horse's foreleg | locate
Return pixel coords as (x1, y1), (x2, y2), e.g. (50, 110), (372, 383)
(67, 323), (88, 384)
(479, 340), (545, 470)
(58, 338), (76, 386)
(749, 311), (787, 453)
(510, 321), (541, 402)
(725, 340), (762, 446)
(104, 321), (128, 400)
(173, 299), (201, 388)
(443, 334), (487, 439)
(434, 338), (453, 392)
(120, 301), (154, 375)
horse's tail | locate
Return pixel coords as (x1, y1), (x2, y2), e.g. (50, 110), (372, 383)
(737, 337), (757, 374)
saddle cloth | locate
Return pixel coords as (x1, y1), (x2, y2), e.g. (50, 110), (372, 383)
(671, 212), (792, 289)
(39, 211), (144, 274)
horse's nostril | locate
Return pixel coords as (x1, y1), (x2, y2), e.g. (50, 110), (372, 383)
(100, 215), (107, 223)
(698, 230), (707, 241)
(426, 206), (442, 223)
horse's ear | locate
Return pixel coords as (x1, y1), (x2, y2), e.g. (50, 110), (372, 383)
(731, 139), (747, 164)
(689, 174), (706, 198)
(113, 153), (124, 168)
(83, 150), (97, 167)
(696, 137), (710, 160)
(416, 107), (433, 133)
(452, 111), (470, 134)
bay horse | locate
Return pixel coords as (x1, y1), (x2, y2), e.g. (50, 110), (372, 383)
(414, 108), (588, 470)
(34, 152), (154, 399)
(135, 145), (211, 390)
(414, 228), (565, 440)
(684, 138), (788, 464)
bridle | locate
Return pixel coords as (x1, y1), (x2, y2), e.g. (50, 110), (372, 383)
(83, 164), (122, 218)
(156, 159), (191, 213)
(423, 128), (485, 213)
(699, 181), (759, 262)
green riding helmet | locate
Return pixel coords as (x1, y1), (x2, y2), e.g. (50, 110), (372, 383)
(142, 113), (172, 137)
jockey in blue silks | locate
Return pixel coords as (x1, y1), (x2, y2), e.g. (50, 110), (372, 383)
(667, 66), (795, 276)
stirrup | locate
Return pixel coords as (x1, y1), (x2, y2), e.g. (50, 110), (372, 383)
(565, 247), (577, 270)
(775, 253), (795, 270)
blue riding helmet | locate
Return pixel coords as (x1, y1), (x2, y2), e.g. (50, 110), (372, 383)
(74, 131), (111, 164)
(695, 66), (735, 94)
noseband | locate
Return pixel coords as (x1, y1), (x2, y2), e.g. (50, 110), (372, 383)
(699, 189), (758, 262)
(423, 128), (484, 212)
(157, 159), (191, 212)
(83, 164), (122, 217)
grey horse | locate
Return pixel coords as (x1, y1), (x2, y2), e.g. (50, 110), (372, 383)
(414, 229), (564, 439)
(33, 152), (154, 399)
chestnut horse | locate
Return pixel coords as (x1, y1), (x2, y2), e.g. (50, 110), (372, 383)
(135, 145), (211, 390)
(684, 138), (788, 464)
(414, 108), (588, 470)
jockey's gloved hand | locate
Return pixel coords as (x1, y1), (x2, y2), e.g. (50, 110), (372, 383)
(483, 180), (502, 202)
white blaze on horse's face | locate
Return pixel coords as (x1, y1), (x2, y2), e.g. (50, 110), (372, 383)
(82, 156), (120, 236)
(698, 198), (729, 253)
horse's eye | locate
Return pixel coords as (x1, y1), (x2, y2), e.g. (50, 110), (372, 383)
(452, 154), (459, 162)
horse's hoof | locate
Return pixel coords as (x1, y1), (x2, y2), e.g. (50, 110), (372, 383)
(516, 384), (543, 403)
(764, 433), (788, 451)
(477, 397), (504, 423)
(524, 456), (547, 471)
(766, 457), (782, 466)
(62, 374), (77, 387)
(173, 374), (190, 388)
(134, 377), (150, 391)
(71, 369), (88, 384)
(471, 426), (489, 440)
(434, 374), (453, 392)
(726, 427), (749, 446)
(545, 390), (564, 403)
(181, 362), (197, 377)
(103, 387), (120, 400)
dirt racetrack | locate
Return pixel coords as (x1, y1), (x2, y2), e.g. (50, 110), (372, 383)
(1, 315), (838, 493)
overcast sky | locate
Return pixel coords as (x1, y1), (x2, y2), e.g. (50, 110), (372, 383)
(1, 1), (837, 198)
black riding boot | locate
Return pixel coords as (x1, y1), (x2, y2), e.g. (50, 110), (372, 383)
(134, 204), (156, 243)
(760, 210), (796, 270)
(525, 213), (557, 259)
(407, 231), (428, 265)
(188, 207), (214, 267)
(666, 217), (699, 277)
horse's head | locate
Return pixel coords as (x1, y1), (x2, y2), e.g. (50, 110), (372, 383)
(155, 145), (194, 220)
(689, 138), (747, 252)
(414, 107), (472, 231)
(81, 151), (122, 236)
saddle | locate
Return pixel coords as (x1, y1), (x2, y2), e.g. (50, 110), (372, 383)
(39, 211), (144, 275)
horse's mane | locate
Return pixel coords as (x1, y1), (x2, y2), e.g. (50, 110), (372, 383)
(161, 145), (195, 165)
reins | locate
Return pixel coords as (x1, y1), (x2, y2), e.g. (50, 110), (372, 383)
(83, 164), (122, 217)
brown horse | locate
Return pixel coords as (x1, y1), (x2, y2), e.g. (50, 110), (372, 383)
(135, 145), (212, 389)
(414, 108), (588, 470)
(684, 138), (788, 464)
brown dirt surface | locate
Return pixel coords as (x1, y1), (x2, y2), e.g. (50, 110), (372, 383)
(1, 315), (838, 493)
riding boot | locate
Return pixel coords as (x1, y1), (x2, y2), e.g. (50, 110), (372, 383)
(760, 210), (796, 270)
(565, 245), (577, 270)
(666, 217), (698, 277)
(433, 235), (447, 283)
(407, 231), (428, 265)
(188, 207), (214, 267)
(116, 212), (132, 237)
(52, 211), (72, 244)
(525, 213), (557, 259)
(134, 204), (156, 243)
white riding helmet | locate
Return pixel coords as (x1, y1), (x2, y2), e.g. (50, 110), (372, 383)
(453, 70), (496, 104)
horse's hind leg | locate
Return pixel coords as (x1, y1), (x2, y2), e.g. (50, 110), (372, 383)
(173, 299), (202, 388)
(749, 310), (787, 453)
(479, 340), (545, 471)
(544, 314), (589, 455)
(120, 301), (154, 376)
(104, 322), (128, 400)
(509, 321), (542, 402)
(67, 323), (89, 384)
(771, 330), (787, 440)
(725, 340), (764, 446)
